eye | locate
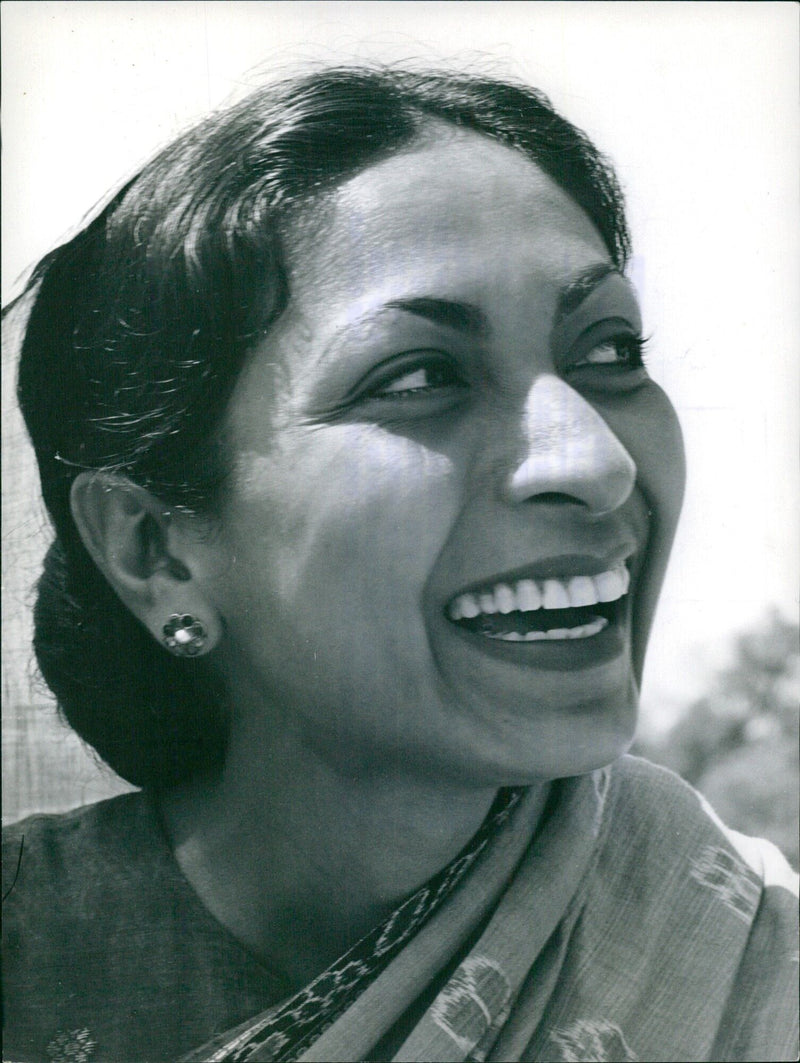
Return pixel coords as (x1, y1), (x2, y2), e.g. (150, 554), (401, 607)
(572, 334), (647, 370)
(364, 354), (466, 401)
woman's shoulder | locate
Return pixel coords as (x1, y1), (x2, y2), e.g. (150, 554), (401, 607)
(3, 792), (155, 909)
(2, 789), (201, 981)
(2, 794), (286, 1062)
(606, 753), (798, 895)
(607, 755), (797, 1047)
(562, 756), (799, 1059)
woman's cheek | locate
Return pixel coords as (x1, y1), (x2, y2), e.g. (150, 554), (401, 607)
(594, 382), (685, 521)
(317, 426), (461, 575)
(226, 424), (459, 594)
(630, 384), (685, 523)
(598, 382), (685, 678)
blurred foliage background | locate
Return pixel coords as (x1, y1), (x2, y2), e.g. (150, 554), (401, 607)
(635, 610), (799, 869)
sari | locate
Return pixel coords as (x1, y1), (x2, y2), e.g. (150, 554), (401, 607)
(180, 757), (799, 1062)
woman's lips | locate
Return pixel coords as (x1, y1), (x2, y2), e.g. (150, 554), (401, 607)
(446, 564), (629, 642)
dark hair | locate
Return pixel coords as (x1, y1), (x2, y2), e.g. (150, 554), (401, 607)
(14, 65), (631, 789)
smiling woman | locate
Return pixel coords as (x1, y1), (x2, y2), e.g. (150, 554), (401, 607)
(2, 66), (797, 1063)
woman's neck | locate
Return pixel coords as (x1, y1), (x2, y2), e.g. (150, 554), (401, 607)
(159, 728), (544, 990)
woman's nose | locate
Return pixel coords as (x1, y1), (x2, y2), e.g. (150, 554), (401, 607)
(504, 374), (636, 516)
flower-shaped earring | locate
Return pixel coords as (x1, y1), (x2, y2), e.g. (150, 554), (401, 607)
(162, 613), (208, 657)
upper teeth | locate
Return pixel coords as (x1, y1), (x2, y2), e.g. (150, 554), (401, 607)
(448, 566), (629, 620)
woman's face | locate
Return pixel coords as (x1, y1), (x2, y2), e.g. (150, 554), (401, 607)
(204, 128), (685, 786)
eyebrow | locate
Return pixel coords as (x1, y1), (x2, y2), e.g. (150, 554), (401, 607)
(554, 263), (623, 325)
(382, 297), (489, 336)
(373, 263), (623, 338)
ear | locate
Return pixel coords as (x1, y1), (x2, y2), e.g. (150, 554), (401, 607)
(70, 472), (222, 656)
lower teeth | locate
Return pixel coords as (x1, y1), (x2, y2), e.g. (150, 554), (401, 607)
(485, 616), (608, 642)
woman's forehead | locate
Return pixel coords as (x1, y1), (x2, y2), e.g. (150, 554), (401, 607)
(282, 128), (610, 313)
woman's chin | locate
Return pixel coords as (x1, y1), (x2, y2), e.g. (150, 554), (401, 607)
(415, 655), (639, 788)
(497, 699), (637, 784)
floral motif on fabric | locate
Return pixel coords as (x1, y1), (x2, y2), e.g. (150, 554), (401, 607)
(182, 788), (523, 1063)
(431, 955), (512, 1059)
(550, 1018), (638, 1062)
(45, 1028), (96, 1063)
(689, 844), (761, 921)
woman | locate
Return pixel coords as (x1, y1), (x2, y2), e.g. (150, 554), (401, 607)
(3, 66), (797, 1063)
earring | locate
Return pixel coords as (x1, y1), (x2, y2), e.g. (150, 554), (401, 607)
(162, 613), (208, 657)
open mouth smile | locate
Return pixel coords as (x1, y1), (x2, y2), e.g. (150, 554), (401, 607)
(446, 565), (630, 642)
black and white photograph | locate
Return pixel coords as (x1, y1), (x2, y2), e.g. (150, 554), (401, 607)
(2, 3), (798, 1061)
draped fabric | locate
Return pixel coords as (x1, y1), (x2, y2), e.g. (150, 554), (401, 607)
(4, 757), (798, 1063)
(178, 788), (529, 1062)
(185, 757), (799, 1063)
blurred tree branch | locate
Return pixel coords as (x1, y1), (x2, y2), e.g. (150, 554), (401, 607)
(636, 610), (799, 868)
